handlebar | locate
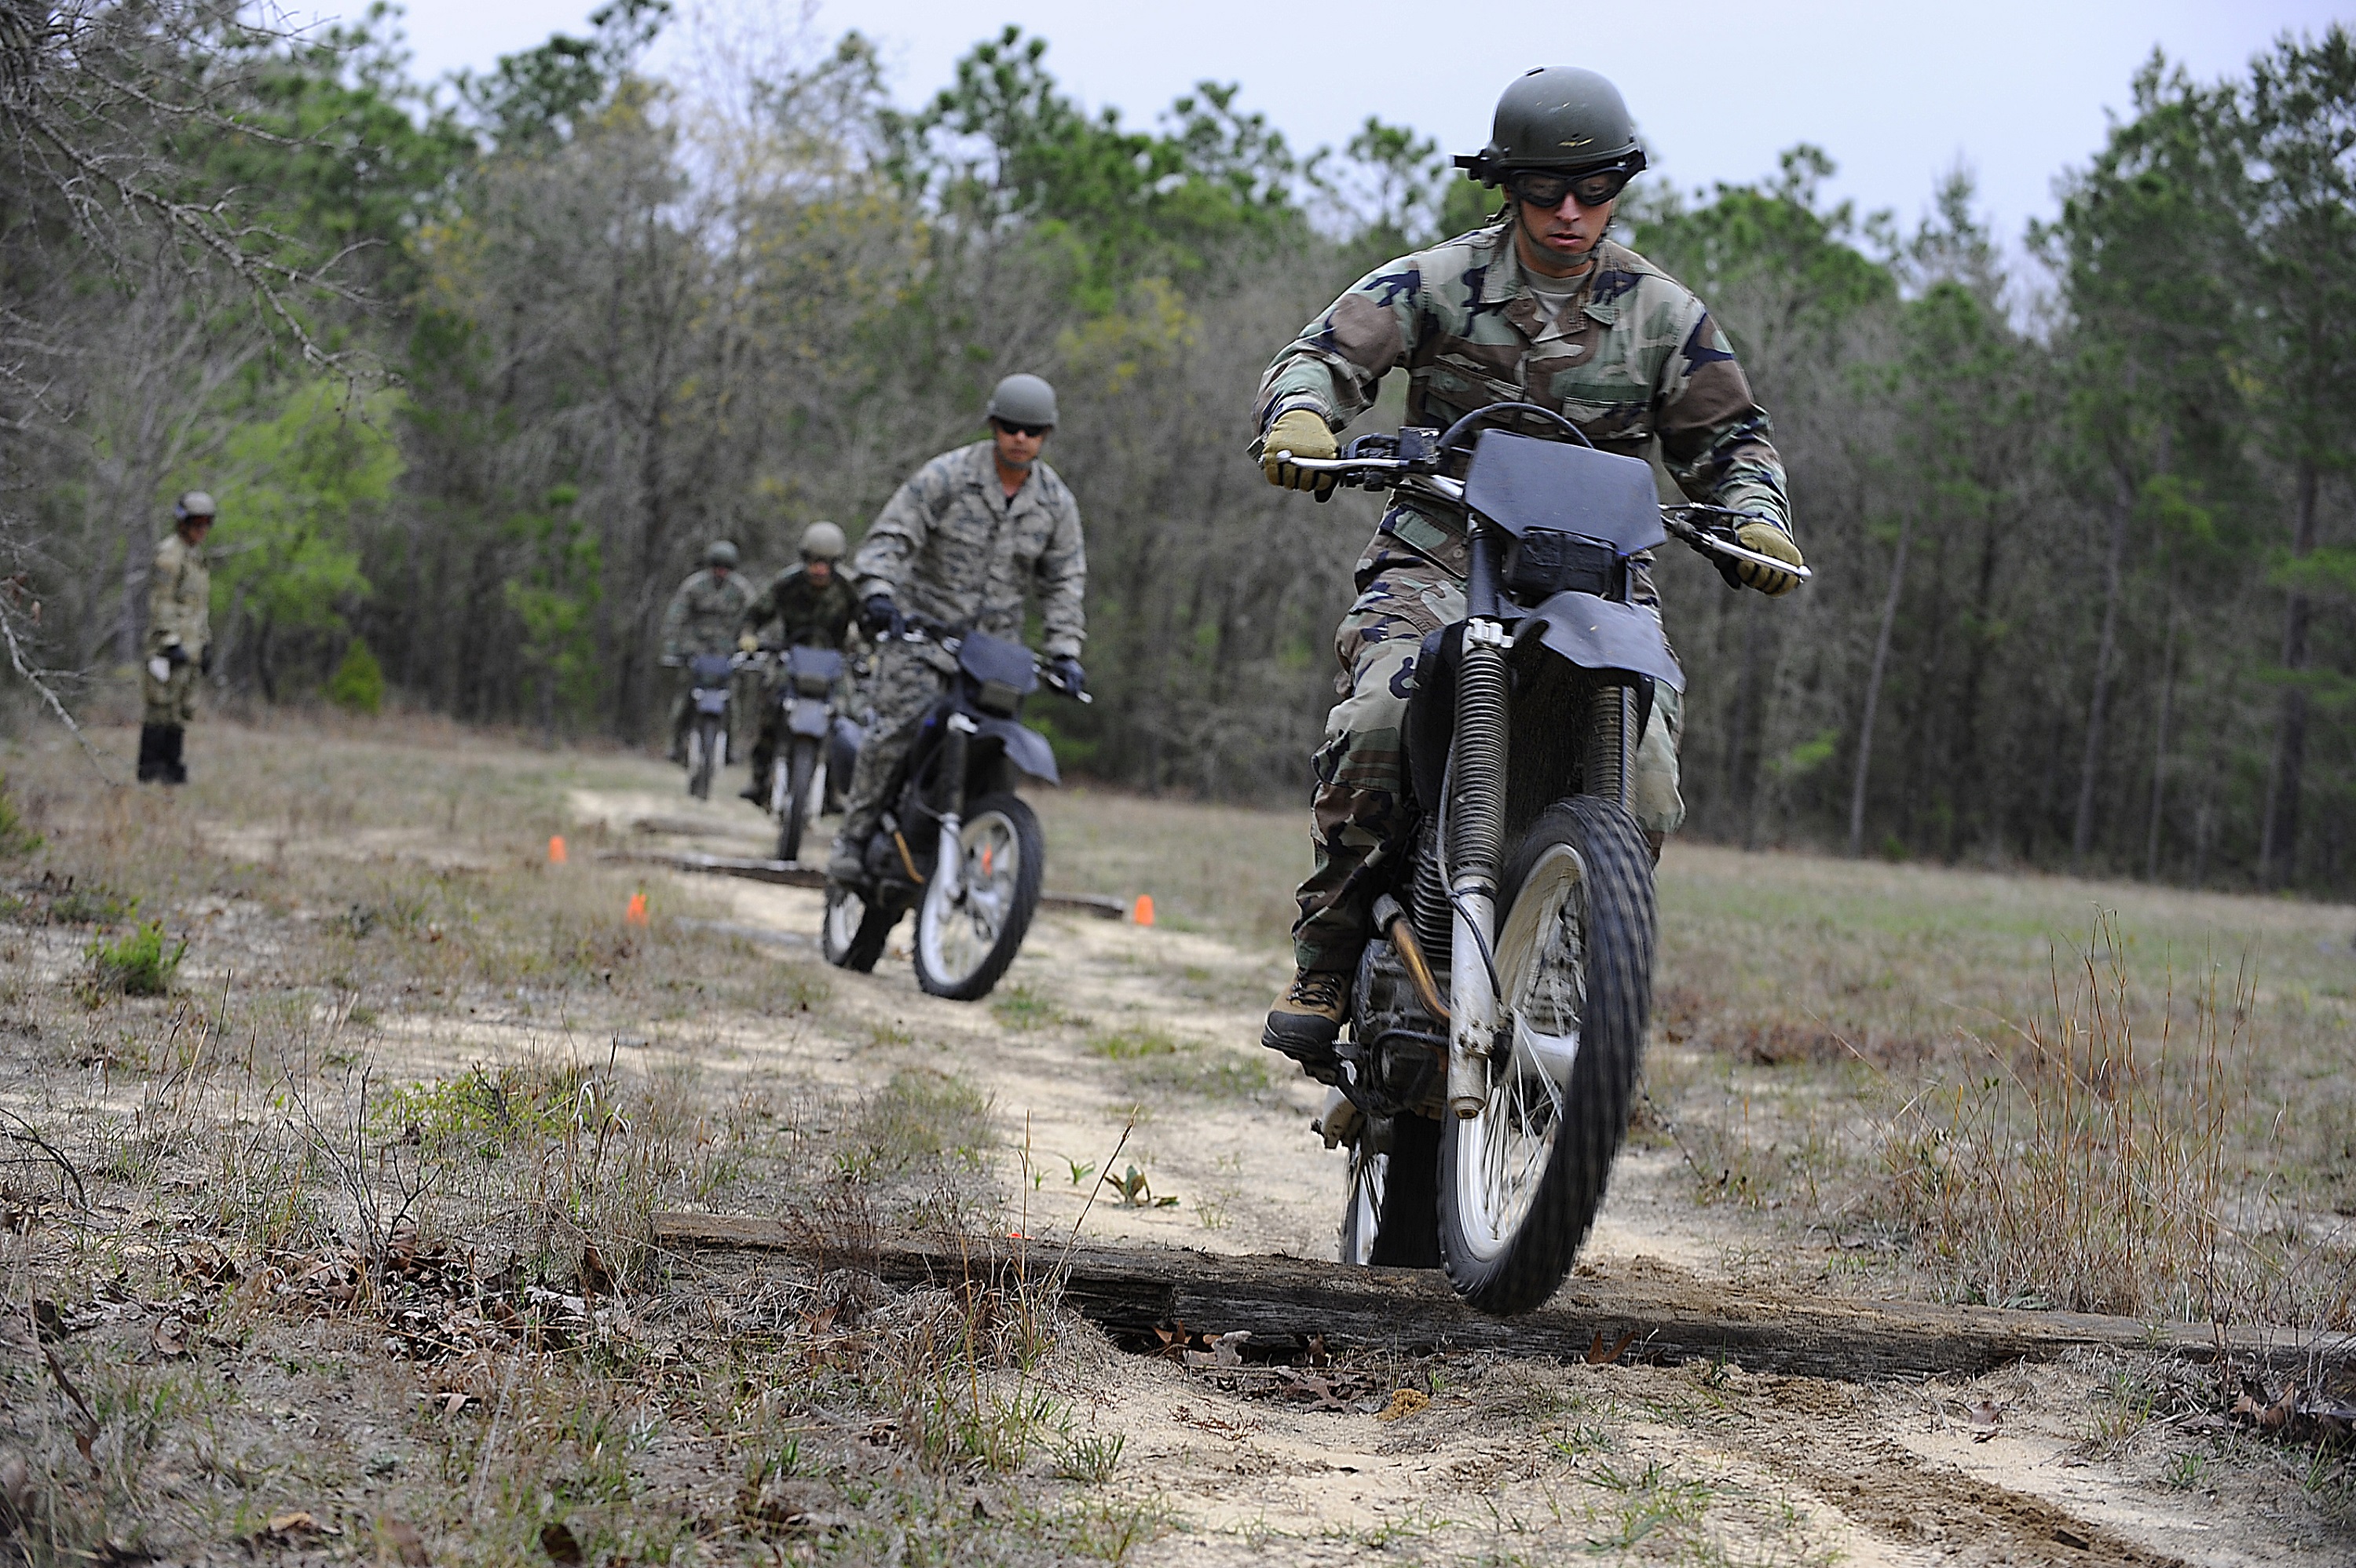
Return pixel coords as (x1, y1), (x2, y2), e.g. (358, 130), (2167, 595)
(887, 612), (1093, 703)
(1268, 450), (1811, 586)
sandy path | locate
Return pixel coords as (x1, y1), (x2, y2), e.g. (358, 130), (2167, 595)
(538, 788), (2337, 1566)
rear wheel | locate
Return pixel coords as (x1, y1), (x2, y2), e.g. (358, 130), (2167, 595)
(777, 739), (818, 863)
(1437, 796), (1655, 1315)
(821, 880), (894, 972)
(912, 793), (1042, 1001)
(689, 716), (723, 800)
(1340, 1113), (1442, 1268)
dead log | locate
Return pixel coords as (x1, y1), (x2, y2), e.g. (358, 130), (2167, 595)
(653, 1211), (2352, 1382)
(600, 850), (1129, 919)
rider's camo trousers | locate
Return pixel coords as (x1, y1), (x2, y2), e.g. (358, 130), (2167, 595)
(1291, 533), (1685, 975)
(831, 644), (951, 859)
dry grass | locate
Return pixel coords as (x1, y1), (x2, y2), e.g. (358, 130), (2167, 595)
(0, 715), (1169, 1567)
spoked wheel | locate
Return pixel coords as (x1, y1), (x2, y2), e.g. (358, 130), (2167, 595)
(777, 739), (818, 863)
(689, 717), (723, 800)
(821, 880), (894, 972)
(1438, 796), (1655, 1315)
(912, 793), (1043, 1001)
(1340, 1114), (1442, 1268)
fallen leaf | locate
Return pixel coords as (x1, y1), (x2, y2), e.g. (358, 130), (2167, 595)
(1374, 1388), (1430, 1423)
(1306, 1334), (1329, 1368)
(1209, 1330), (1249, 1369)
(443, 1392), (467, 1417)
(150, 1318), (188, 1359)
(251, 1511), (339, 1543)
(1966, 1401), (2003, 1442)
(1583, 1329), (1637, 1365)
(539, 1522), (583, 1565)
(2262, 1384), (2297, 1432)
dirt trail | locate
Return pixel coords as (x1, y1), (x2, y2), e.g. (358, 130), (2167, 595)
(544, 787), (2333, 1566)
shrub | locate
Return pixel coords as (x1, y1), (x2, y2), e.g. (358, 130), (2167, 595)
(88, 919), (187, 996)
(327, 638), (386, 715)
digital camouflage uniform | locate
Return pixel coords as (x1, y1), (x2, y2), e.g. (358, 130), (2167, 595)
(834, 441), (1087, 853)
(144, 532), (210, 725)
(660, 566), (755, 757)
(738, 564), (861, 792)
(1257, 223), (1792, 973)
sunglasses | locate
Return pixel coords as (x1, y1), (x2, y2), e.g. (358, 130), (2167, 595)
(994, 420), (1051, 438)
(1508, 165), (1634, 211)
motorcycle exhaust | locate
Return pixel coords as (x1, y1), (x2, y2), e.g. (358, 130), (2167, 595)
(1371, 893), (1448, 1025)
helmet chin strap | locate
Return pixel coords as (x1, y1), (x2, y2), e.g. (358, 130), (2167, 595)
(1513, 203), (1601, 281)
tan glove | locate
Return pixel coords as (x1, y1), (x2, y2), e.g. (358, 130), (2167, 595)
(737, 633), (759, 654)
(1261, 408), (1337, 496)
(1733, 522), (1805, 596)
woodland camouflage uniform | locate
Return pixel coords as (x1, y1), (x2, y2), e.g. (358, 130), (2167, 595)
(660, 565), (755, 755)
(144, 532), (210, 726)
(1259, 222), (1793, 974)
(835, 441), (1087, 850)
(738, 563), (861, 792)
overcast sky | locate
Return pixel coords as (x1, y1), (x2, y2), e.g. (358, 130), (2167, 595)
(375, 0), (2347, 243)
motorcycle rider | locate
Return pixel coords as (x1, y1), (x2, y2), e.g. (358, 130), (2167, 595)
(1254, 67), (1805, 1076)
(825, 374), (1088, 884)
(139, 491), (214, 785)
(660, 539), (755, 765)
(737, 521), (861, 804)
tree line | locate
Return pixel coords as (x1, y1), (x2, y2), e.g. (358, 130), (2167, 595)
(2, 4), (2350, 894)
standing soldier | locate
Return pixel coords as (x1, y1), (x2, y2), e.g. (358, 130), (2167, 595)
(1252, 67), (1805, 1076)
(659, 540), (754, 765)
(736, 521), (861, 803)
(825, 374), (1087, 884)
(140, 491), (214, 785)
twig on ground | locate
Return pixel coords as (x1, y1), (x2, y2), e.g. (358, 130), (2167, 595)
(0, 1108), (88, 1208)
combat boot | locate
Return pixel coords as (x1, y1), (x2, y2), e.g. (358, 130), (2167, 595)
(825, 830), (865, 886)
(159, 725), (188, 784)
(1263, 969), (1348, 1084)
(136, 724), (169, 783)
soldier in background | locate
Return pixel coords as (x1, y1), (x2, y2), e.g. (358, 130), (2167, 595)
(659, 539), (754, 765)
(1252, 67), (1805, 1076)
(140, 491), (214, 785)
(825, 374), (1087, 883)
(736, 521), (861, 803)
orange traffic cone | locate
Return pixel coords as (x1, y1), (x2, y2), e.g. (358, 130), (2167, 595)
(625, 891), (649, 927)
(548, 835), (568, 864)
(1132, 894), (1154, 927)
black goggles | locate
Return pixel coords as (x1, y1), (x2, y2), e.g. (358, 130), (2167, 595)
(993, 419), (1052, 438)
(1507, 164), (1635, 210)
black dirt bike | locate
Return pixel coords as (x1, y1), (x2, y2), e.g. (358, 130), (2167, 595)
(1271, 404), (1809, 1316)
(669, 652), (741, 801)
(760, 643), (865, 864)
(820, 615), (1088, 1000)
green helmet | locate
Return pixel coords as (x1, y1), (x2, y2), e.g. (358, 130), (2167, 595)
(799, 521), (847, 561)
(1455, 67), (1648, 185)
(985, 373), (1059, 429)
(706, 539), (740, 568)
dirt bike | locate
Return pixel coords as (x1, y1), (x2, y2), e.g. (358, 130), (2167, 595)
(1272, 404), (1809, 1316)
(670, 652), (742, 801)
(760, 643), (865, 864)
(820, 614), (1088, 1000)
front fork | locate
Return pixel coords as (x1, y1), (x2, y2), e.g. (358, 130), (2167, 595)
(1446, 619), (1510, 1118)
(931, 713), (977, 902)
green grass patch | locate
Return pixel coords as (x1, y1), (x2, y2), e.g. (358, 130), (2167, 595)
(370, 1064), (594, 1153)
(853, 1069), (994, 1175)
(990, 984), (1069, 1032)
(1087, 1023), (1271, 1102)
(0, 776), (42, 857)
(86, 919), (185, 995)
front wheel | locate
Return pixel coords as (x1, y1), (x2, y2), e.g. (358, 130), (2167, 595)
(689, 716), (724, 800)
(777, 738), (818, 863)
(821, 880), (894, 972)
(1340, 1114), (1442, 1268)
(1437, 795), (1655, 1315)
(912, 793), (1043, 1001)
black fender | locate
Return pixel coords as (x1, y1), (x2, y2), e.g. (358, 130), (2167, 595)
(788, 697), (831, 738)
(975, 716), (1059, 785)
(1515, 591), (1685, 693)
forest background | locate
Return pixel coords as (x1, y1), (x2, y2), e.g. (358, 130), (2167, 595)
(3, 1), (2352, 894)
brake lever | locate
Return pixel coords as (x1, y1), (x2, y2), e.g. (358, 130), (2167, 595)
(1659, 510), (1814, 583)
